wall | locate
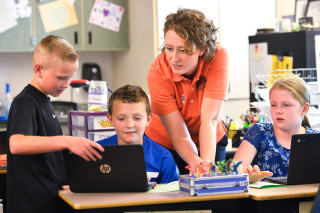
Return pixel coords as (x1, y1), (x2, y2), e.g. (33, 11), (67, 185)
(113, 0), (156, 94)
(276, 0), (295, 20)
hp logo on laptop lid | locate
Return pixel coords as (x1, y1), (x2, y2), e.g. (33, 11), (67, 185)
(100, 164), (111, 174)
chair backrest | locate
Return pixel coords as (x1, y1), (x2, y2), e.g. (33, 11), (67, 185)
(51, 101), (78, 122)
(0, 131), (6, 154)
(51, 101), (78, 114)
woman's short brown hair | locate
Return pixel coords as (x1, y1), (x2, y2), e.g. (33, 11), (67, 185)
(162, 9), (218, 60)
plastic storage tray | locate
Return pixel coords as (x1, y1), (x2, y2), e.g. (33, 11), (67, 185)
(68, 111), (115, 141)
(72, 129), (116, 142)
(179, 174), (249, 196)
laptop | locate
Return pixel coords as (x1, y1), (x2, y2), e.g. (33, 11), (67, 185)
(63, 144), (149, 192)
(265, 133), (320, 185)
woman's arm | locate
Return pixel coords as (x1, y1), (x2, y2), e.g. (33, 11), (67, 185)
(199, 97), (224, 162)
(159, 110), (202, 167)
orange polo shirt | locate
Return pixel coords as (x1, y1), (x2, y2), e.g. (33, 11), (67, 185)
(145, 44), (229, 151)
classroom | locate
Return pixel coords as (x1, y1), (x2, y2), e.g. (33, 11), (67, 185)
(0, 0), (320, 213)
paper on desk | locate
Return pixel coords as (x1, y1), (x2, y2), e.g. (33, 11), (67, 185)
(147, 181), (179, 193)
(250, 181), (287, 189)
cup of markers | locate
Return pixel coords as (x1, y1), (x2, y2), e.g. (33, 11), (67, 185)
(240, 112), (266, 129)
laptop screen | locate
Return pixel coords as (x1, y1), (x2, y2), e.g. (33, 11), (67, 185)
(287, 133), (320, 185)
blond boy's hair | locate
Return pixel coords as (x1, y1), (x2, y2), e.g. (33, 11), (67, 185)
(33, 35), (78, 67)
(108, 84), (151, 116)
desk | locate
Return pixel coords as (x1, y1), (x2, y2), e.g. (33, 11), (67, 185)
(241, 183), (320, 213)
(60, 184), (319, 213)
(59, 190), (248, 213)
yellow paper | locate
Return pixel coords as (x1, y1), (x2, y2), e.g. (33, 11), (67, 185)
(267, 55), (293, 86)
(38, 0), (78, 33)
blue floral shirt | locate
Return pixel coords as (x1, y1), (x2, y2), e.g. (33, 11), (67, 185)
(243, 123), (319, 177)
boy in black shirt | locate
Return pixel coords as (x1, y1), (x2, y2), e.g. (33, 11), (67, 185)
(6, 35), (104, 213)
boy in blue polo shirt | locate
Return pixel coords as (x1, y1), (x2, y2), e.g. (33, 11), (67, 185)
(97, 84), (179, 184)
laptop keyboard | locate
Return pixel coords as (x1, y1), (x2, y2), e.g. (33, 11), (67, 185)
(265, 176), (288, 185)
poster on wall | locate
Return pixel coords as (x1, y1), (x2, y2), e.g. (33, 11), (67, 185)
(249, 42), (272, 93)
(6, 0), (32, 19)
(89, 0), (125, 32)
(0, 0), (18, 34)
(38, 0), (79, 33)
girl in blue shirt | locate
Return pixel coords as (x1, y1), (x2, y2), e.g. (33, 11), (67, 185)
(233, 76), (319, 183)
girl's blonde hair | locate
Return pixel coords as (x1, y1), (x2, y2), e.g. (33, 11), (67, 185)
(270, 76), (311, 127)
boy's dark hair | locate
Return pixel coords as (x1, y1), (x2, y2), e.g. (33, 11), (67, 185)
(108, 84), (151, 116)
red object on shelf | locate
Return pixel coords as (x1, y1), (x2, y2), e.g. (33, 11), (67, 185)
(70, 80), (90, 88)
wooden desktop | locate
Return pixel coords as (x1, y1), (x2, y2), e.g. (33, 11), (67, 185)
(59, 183), (320, 213)
(59, 190), (249, 213)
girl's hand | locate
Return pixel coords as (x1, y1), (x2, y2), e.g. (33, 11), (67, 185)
(241, 164), (273, 183)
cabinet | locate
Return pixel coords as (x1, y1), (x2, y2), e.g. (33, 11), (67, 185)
(0, 16), (32, 51)
(81, 0), (129, 51)
(249, 31), (320, 102)
(0, 0), (128, 52)
(33, 0), (83, 50)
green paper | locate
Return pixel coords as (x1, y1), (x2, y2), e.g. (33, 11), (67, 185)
(147, 181), (180, 193)
(249, 181), (287, 189)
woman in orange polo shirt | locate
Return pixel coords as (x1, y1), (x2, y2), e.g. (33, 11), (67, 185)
(145, 9), (229, 174)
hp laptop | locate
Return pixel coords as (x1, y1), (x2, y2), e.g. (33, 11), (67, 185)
(266, 133), (320, 185)
(63, 145), (149, 192)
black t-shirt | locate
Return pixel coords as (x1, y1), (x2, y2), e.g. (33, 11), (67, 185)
(6, 84), (68, 213)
